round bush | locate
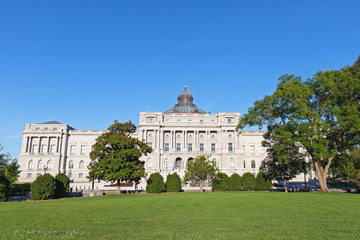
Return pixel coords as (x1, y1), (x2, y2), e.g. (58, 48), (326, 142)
(242, 172), (256, 191)
(146, 173), (165, 193)
(165, 173), (182, 192)
(0, 172), (10, 202)
(55, 173), (70, 198)
(229, 173), (242, 191)
(212, 172), (229, 191)
(255, 171), (272, 191)
(30, 174), (57, 200)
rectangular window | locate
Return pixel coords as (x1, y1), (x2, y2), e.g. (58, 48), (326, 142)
(200, 143), (204, 152)
(70, 145), (75, 155)
(260, 146), (265, 154)
(176, 143), (181, 151)
(41, 145), (47, 153)
(50, 144), (56, 153)
(81, 145), (86, 155)
(164, 143), (169, 152)
(211, 143), (216, 152)
(228, 143), (233, 152)
(200, 120), (203, 124)
(148, 142), (152, 149)
(79, 173), (83, 178)
(241, 145), (245, 154)
(27, 173), (32, 178)
(32, 144), (38, 153)
(250, 145), (255, 154)
(188, 143), (192, 152)
(227, 118), (232, 123)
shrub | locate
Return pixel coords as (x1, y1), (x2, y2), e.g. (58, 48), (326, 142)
(212, 172), (229, 191)
(242, 172), (256, 191)
(229, 173), (242, 191)
(146, 173), (165, 193)
(55, 173), (70, 198)
(10, 183), (31, 196)
(165, 173), (182, 192)
(0, 172), (10, 202)
(255, 171), (272, 191)
(30, 174), (57, 200)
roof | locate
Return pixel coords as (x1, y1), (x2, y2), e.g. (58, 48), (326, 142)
(165, 86), (207, 114)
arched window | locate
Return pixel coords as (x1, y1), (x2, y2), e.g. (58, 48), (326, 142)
(251, 160), (256, 169)
(69, 160), (74, 169)
(28, 160), (33, 169)
(229, 158), (234, 167)
(79, 160), (84, 169)
(164, 159), (168, 172)
(47, 160), (52, 169)
(37, 160), (43, 169)
(176, 158), (182, 169)
(147, 158), (152, 168)
(213, 158), (219, 167)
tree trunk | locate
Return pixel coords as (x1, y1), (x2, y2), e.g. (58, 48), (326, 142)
(284, 179), (288, 193)
(117, 180), (121, 195)
(200, 180), (204, 192)
(314, 161), (329, 192)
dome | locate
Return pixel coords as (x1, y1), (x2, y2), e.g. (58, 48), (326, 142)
(165, 86), (206, 114)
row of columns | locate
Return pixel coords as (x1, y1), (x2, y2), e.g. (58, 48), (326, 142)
(24, 136), (61, 154)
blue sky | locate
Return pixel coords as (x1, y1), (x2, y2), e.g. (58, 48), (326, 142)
(1, 0), (360, 158)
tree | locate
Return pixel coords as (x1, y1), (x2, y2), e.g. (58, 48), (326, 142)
(242, 172), (256, 191)
(165, 173), (182, 192)
(55, 173), (70, 198)
(212, 172), (229, 192)
(229, 173), (242, 191)
(146, 173), (165, 193)
(255, 171), (272, 191)
(238, 57), (360, 192)
(184, 155), (218, 192)
(4, 158), (20, 184)
(88, 121), (152, 194)
(0, 171), (10, 202)
(30, 174), (57, 200)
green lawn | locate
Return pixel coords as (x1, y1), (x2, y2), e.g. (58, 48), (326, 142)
(0, 192), (359, 239)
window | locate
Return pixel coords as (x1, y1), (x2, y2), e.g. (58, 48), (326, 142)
(213, 158), (219, 167)
(164, 159), (169, 172)
(81, 145), (86, 155)
(68, 172), (72, 178)
(79, 173), (83, 178)
(69, 160), (74, 169)
(53, 127), (57, 131)
(251, 160), (256, 168)
(176, 143), (181, 151)
(35, 127), (40, 131)
(47, 160), (52, 169)
(27, 173), (32, 178)
(41, 145), (47, 153)
(28, 160), (33, 169)
(176, 159), (181, 168)
(241, 145), (245, 154)
(250, 145), (255, 154)
(229, 158), (234, 167)
(260, 146), (265, 154)
(243, 161), (246, 168)
(188, 119), (192, 123)
(211, 143), (216, 152)
(148, 117), (154, 123)
(200, 120), (204, 124)
(79, 160), (85, 169)
(37, 160), (43, 169)
(227, 118), (232, 123)
(50, 144), (56, 153)
(177, 119), (181, 123)
(44, 127), (48, 131)
(148, 142), (152, 149)
(147, 158), (152, 168)
(228, 143), (233, 152)
(164, 143), (169, 152)
(200, 143), (204, 152)
(32, 144), (38, 153)
(70, 145), (75, 155)
(188, 143), (192, 152)
(37, 173), (41, 177)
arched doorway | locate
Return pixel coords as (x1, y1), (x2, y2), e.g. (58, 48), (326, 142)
(175, 157), (182, 169)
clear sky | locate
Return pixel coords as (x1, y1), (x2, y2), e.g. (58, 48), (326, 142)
(1, 0), (360, 158)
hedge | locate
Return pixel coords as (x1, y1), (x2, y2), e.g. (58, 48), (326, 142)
(146, 173), (165, 193)
(30, 174), (57, 200)
(165, 173), (182, 192)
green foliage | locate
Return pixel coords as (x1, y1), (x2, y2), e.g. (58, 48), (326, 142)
(30, 174), (57, 200)
(237, 56), (360, 191)
(184, 155), (218, 191)
(255, 171), (272, 191)
(146, 173), (165, 193)
(0, 171), (10, 202)
(88, 121), (152, 193)
(229, 173), (242, 191)
(55, 173), (70, 198)
(212, 172), (230, 191)
(242, 172), (256, 191)
(0, 146), (20, 184)
(165, 173), (182, 192)
(10, 183), (31, 196)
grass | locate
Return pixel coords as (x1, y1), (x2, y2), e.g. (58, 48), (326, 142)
(0, 192), (359, 239)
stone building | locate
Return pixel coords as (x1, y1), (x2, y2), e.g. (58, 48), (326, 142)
(18, 86), (275, 190)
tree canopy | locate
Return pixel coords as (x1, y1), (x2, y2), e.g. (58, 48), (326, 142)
(237, 56), (360, 192)
(88, 120), (152, 194)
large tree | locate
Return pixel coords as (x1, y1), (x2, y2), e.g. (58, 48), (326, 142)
(88, 121), (152, 194)
(184, 154), (218, 192)
(0, 145), (20, 184)
(238, 56), (360, 192)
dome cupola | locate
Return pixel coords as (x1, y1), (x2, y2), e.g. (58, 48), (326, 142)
(165, 85), (206, 114)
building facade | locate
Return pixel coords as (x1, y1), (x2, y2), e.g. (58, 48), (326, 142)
(18, 86), (282, 190)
